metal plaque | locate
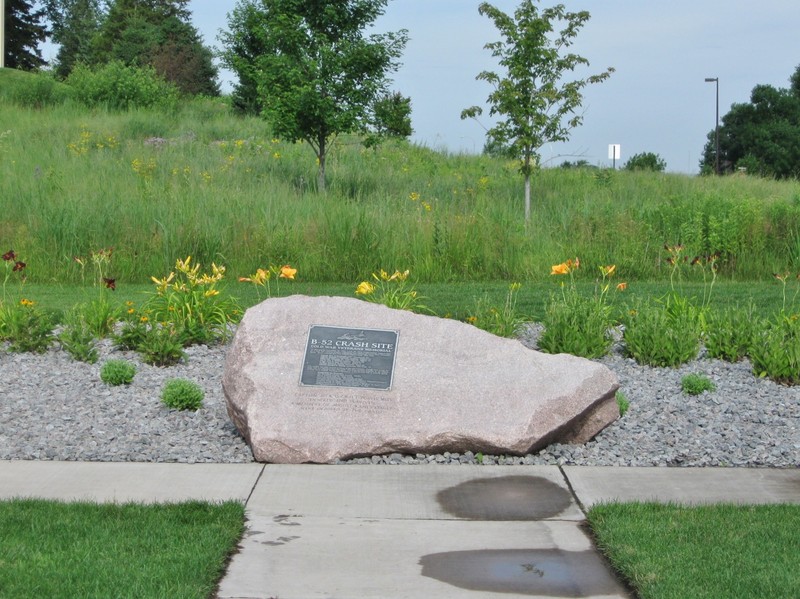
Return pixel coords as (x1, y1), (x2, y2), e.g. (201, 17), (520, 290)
(300, 325), (398, 390)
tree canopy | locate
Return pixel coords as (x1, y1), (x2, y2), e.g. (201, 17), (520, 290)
(4, 0), (49, 70)
(221, 0), (408, 192)
(41, 0), (218, 94)
(624, 152), (666, 172)
(462, 1), (613, 221)
(701, 65), (800, 179)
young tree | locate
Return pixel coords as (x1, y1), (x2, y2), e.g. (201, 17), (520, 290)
(461, 1), (613, 221)
(4, 0), (49, 70)
(221, 0), (408, 192)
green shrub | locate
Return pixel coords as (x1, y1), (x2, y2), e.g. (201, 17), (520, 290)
(161, 378), (204, 411)
(704, 305), (756, 362)
(66, 62), (180, 111)
(623, 299), (700, 367)
(100, 359), (137, 386)
(136, 324), (186, 367)
(749, 314), (800, 384)
(681, 373), (716, 395)
(6, 71), (72, 107)
(0, 301), (54, 353)
(58, 307), (99, 363)
(539, 291), (614, 358)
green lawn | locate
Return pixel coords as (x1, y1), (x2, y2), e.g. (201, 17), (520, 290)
(0, 499), (245, 599)
(12, 279), (789, 324)
(588, 502), (800, 599)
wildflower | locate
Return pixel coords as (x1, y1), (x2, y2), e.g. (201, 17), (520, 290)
(19, 298), (34, 307)
(273, 152), (281, 159)
(551, 262), (570, 275)
(13, 261), (26, 272)
(510, 282), (521, 291)
(151, 272), (176, 292)
(466, 316), (478, 324)
(409, 192), (420, 202)
(140, 316), (149, 323)
(616, 282), (628, 291)
(127, 308), (135, 315)
(356, 281), (375, 295)
(239, 269), (269, 285)
(102, 277), (116, 290)
(2, 249), (15, 261)
(389, 270), (409, 282)
(279, 265), (297, 280)
(600, 265), (616, 277)
(204, 289), (220, 297)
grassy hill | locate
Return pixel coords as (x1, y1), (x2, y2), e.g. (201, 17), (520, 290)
(2, 68), (800, 285)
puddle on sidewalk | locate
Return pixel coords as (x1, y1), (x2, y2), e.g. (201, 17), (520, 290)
(419, 548), (622, 597)
(437, 475), (573, 520)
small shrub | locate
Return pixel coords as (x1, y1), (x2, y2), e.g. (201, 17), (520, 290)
(539, 292), (613, 358)
(704, 305), (756, 362)
(100, 359), (137, 386)
(58, 308), (99, 364)
(136, 324), (186, 367)
(113, 320), (149, 351)
(616, 391), (630, 417)
(681, 373), (716, 395)
(77, 298), (119, 339)
(749, 314), (800, 385)
(0, 300), (54, 353)
(7, 71), (72, 107)
(161, 378), (204, 411)
(66, 61), (180, 111)
(623, 300), (700, 367)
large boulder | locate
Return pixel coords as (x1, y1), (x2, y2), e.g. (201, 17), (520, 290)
(223, 295), (619, 463)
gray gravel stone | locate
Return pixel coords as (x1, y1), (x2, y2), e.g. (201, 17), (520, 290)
(1, 323), (798, 467)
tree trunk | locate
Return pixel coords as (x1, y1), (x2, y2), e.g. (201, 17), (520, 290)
(317, 136), (327, 193)
(524, 171), (531, 222)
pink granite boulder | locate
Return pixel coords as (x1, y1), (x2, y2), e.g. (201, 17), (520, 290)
(223, 295), (619, 463)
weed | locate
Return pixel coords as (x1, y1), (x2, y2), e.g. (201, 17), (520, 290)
(681, 373), (716, 395)
(58, 307), (99, 363)
(616, 391), (630, 416)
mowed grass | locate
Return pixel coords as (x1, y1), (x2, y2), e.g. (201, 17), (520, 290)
(0, 499), (245, 599)
(14, 278), (790, 324)
(588, 502), (800, 599)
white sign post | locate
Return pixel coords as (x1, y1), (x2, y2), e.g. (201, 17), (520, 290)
(608, 144), (621, 169)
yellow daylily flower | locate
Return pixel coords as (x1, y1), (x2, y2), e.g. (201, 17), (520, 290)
(279, 265), (297, 280)
(356, 281), (375, 295)
(551, 262), (570, 275)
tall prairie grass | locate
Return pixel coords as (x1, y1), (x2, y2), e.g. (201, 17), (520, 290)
(1, 76), (799, 284)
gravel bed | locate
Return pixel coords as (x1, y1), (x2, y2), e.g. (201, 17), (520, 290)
(1, 325), (798, 467)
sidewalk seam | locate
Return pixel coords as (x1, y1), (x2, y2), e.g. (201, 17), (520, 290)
(243, 464), (266, 508)
(558, 465), (588, 516)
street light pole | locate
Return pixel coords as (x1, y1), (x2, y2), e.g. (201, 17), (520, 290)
(704, 77), (720, 175)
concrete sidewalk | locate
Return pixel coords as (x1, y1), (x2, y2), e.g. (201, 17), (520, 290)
(1, 461), (798, 599)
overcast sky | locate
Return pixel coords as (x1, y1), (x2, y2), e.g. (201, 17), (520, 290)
(152, 2), (800, 172)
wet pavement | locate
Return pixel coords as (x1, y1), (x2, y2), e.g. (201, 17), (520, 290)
(1, 462), (798, 598)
